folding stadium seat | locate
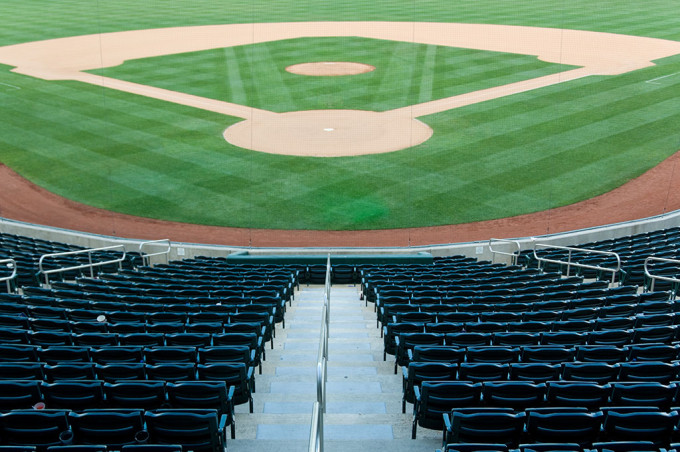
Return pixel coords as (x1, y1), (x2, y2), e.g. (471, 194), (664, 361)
(196, 363), (254, 413)
(95, 363), (147, 382)
(120, 446), (182, 452)
(0, 380), (42, 410)
(165, 381), (235, 439)
(409, 345), (466, 364)
(145, 363), (197, 382)
(401, 361), (458, 413)
(545, 381), (610, 410)
(197, 345), (254, 369)
(438, 444), (509, 452)
(631, 325), (677, 344)
(540, 331), (587, 346)
(393, 311), (437, 325)
(0, 362), (44, 380)
(465, 322), (507, 333)
(411, 381), (483, 439)
(588, 441), (659, 452)
(492, 332), (540, 347)
(143, 347), (197, 364)
(0, 410), (70, 449)
(481, 381), (545, 410)
(442, 409), (525, 447)
(103, 380), (167, 410)
(600, 303), (638, 318)
(465, 346), (520, 364)
(561, 362), (620, 384)
(446, 332), (492, 348)
(521, 346), (576, 364)
(89, 346), (144, 364)
(37, 346), (90, 364)
(525, 409), (603, 446)
(514, 444), (582, 452)
(601, 409), (679, 445)
(0, 344), (39, 362)
(587, 329), (633, 347)
(425, 322), (465, 334)
(509, 363), (561, 383)
(143, 409), (227, 452)
(146, 322), (185, 334)
(634, 313), (675, 327)
(43, 362), (96, 381)
(68, 410), (146, 447)
(28, 331), (73, 347)
(458, 363), (510, 383)
(595, 316), (636, 331)
(609, 382), (677, 409)
(164, 332), (211, 347)
(394, 332), (445, 373)
(626, 343), (680, 362)
(109, 311), (146, 324)
(119, 333), (165, 347)
(0, 314), (30, 330)
(522, 311), (561, 323)
(617, 361), (679, 384)
(40, 380), (105, 410)
(437, 312), (479, 323)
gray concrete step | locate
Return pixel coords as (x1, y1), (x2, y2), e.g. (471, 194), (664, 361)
(228, 285), (440, 452)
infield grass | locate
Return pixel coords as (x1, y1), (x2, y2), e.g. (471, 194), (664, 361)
(0, 0), (679, 231)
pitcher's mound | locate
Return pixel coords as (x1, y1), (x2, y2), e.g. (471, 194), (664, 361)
(223, 109), (433, 157)
(286, 62), (375, 76)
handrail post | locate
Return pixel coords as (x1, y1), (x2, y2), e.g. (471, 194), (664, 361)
(533, 243), (621, 285)
(0, 259), (17, 293)
(644, 256), (680, 294)
(139, 239), (172, 267)
(38, 245), (127, 287)
(488, 238), (521, 265)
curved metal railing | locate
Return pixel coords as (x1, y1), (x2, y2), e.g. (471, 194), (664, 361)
(309, 255), (331, 452)
(38, 245), (126, 285)
(139, 239), (171, 267)
(489, 238), (522, 265)
(533, 242), (621, 284)
(0, 258), (17, 293)
(644, 256), (680, 293)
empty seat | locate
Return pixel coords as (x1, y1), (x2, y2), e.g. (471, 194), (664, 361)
(525, 409), (603, 445)
(0, 410), (69, 449)
(601, 409), (678, 445)
(144, 409), (227, 452)
(545, 381), (610, 410)
(68, 410), (145, 447)
(443, 409), (525, 447)
(40, 380), (104, 410)
(104, 380), (166, 410)
(412, 381), (482, 439)
(0, 380), (42, 410)
(609, 382), (677, 409)
(481, 381), (545, 410)
(401, 361), (457, 413)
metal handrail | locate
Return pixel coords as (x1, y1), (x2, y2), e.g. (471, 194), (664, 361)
(644, 256), (680, 293)
(139, 239), (171, 267)
(489, 238), (522, 265)
(309, 401), (322, 452)
(309, 254), (331, 452)
(38, 245), (126, 285)
(533, 243), (621, 284)
(0, 258), (17, 293)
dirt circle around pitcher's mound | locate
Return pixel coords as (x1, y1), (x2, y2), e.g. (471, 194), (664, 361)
(223, 109), (434, 157)
(286, 61), (376, 76)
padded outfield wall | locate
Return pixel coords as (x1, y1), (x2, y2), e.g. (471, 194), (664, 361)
(0, 1), (679, 247)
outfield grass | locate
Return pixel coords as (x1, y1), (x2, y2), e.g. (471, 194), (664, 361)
(0, 1), (679, 231)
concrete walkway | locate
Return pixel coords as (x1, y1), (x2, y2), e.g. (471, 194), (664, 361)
(228, 284), (441, 451)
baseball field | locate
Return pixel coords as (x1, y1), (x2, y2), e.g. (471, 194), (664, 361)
(0, 1), (679, 245)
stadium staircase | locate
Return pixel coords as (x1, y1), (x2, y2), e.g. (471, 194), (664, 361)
(228, 284), (441, 451)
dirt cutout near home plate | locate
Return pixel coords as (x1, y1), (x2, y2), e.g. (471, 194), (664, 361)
(0, 22), (680, 245)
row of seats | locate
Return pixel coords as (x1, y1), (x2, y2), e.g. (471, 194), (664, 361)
(440, 442), (679, 452)
(400, 343), (680, 366)
(0, 362), (254, 407)
(386, 329), (680, 367)
(0, 379), (237, 414)
(401, 360), (680, 386)
(438, 407), (680, 448)
(0, 408), (228, 452)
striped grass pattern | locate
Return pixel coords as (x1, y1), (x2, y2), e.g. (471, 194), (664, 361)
(0, 0), (679, 230)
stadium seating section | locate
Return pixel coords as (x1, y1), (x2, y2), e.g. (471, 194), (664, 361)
(1, 228), (680, 451)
